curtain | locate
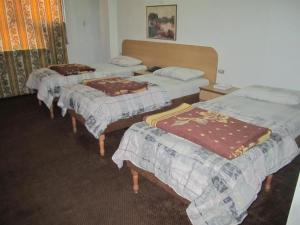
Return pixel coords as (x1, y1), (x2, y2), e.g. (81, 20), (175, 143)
(0, 0), (68, 98)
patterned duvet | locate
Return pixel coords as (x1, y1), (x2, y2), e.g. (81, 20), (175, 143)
(58, 83), (171, 138)
(112, 96), (300, 225)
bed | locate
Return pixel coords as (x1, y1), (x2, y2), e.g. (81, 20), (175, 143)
(26, 58), (147, 119)
(112, 86), (300, 225)
(58, 40), (218, 156)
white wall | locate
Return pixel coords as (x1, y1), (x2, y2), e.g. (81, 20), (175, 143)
(64, 0), (110, 64)
(117, 0), (300, 90)
(108, 0), (119, 57)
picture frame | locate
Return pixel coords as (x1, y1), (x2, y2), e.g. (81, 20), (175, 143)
(146, 5), (177, 41)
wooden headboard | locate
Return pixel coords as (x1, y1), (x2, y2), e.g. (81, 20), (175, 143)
(122, 40), (218, 84)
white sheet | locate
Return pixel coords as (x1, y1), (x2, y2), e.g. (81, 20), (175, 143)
(130, 74), (209, 100)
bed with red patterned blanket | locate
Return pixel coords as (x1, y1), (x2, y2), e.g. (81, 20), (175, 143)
(145, 103), (271, 159)
(113, 89), (300, 225)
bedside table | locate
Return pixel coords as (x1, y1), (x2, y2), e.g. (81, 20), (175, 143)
(199, 84), (239, 101)
(133, 70), (151, 76)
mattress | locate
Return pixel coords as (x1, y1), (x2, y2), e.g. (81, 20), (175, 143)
(130, 74), (209, 100)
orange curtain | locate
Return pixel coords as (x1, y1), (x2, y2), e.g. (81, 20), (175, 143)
(0, 0), (68, 98)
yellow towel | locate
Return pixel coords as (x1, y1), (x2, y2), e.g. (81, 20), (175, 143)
(145, 103), (193, 126)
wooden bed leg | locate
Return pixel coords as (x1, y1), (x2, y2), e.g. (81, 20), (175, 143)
(71, 116), (77, 134)
(99, 134), (105, 156)
(49, 104), (54, 119)
(265, 175), (273, 192)
(130, 168), (139, 194)
(38, 99), (42, 106)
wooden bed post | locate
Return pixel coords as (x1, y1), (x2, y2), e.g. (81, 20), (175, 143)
(71, 115), (77, 134)
(265, 175), (273, 192)
(99, 134), (105, 156)
(130, 168), (139, 193)
(50, 104), (54, 119)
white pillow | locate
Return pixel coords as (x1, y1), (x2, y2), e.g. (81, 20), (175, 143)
(153, 67), (205, 81)
(232, 85), (300, 105)
(110, 55), (142, 67)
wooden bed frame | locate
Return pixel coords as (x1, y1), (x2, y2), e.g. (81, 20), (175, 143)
(38, 99), (55, 119)
(122, 40), (218, 84)
(127, 138), (300, 203)
(70, 40), (218, 156)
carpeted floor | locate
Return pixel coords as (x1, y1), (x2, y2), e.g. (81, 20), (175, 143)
(0, 95), (299, 225)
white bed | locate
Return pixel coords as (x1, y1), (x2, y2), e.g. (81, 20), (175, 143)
(26, 63), (146, 91)
(26, 63), (146, 112)
(112, 86), (300, 225)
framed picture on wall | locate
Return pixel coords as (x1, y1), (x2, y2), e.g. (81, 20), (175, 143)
(146, 5), (177, 41)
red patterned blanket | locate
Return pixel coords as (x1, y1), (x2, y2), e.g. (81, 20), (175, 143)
(84, 77), (148, 96)
(145, 103), (271, 159)
(49, 64), (95, 76)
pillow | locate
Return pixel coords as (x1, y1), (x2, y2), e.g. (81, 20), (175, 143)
(232, 85), (300, 105)
(110, 55), (142, 67)
(153, 67), (205, 81)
